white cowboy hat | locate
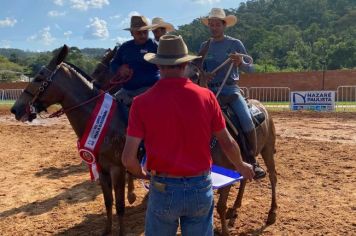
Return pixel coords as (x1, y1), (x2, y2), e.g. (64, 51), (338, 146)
(124, 15), (152, 31)
(144, 35), (201, 65)
(151, 17), (175, 32)
(201, 8), (238, 27)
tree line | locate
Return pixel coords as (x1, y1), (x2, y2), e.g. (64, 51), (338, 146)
(0, 47), (105, 82)
(177, 0), (356, 72)
(0, 0), (355, 82)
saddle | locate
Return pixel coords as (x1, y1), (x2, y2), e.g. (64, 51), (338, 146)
(218, 94), (265, 130)
(214, 94), (266, 163)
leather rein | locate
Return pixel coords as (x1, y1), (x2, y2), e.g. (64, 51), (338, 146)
(23, 63), (129, 119)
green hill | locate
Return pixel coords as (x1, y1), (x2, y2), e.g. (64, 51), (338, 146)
(176, 0), (356, 72)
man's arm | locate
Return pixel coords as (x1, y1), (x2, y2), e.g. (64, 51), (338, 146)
(121, 136), (148, 179)
(229, 40), (254, 73)
(214, 128), (255, 181)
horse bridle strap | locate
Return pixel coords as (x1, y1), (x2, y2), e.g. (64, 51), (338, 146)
(25, 65), (61, 105)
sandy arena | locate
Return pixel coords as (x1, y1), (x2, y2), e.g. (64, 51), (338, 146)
(0, 107), (355, 235)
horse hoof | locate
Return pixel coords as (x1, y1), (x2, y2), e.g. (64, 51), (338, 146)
(225, 208), (237, 219)
(266, 211), (276, 225)
(127, 193), (137, 204)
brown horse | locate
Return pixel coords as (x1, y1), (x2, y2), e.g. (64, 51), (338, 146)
(185, 63), (278, 235)
(10, 45), (134, 236)
(91, 54), (278, 235)
(91, 47), (121, 93)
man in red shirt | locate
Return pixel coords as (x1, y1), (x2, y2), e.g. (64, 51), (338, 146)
(122, 35), (254, 236)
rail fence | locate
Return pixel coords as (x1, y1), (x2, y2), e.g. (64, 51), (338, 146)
(1, 87), (356, 111)
(336, 86), (356, 111)
(0, 89), (23, 101)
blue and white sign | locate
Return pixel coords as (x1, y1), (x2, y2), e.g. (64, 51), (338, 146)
(291, 91), (335, 111)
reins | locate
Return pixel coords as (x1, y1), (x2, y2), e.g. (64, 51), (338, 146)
(31, 63), (130, 119)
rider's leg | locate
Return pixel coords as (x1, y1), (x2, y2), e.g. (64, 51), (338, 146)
(229, 90), (256, 156)
(228, 86), (266, 179)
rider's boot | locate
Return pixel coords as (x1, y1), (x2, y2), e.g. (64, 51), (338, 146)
(245, 129), (266, 180)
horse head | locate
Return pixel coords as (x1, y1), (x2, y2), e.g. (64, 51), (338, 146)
(11, 45), (70, 121)
(91, 47), (117, 92)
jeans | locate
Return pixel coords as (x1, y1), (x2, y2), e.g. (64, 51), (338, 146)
(145, 174), (214, 236)
(210, 84), (254, 132)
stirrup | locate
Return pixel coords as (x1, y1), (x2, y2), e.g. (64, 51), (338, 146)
(253, 163), (266, 180)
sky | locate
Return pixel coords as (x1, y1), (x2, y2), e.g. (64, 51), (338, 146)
(0, 0), (245, 51)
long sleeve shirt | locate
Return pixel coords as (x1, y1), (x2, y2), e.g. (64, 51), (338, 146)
(200, 35), (254, 84)
(110, 39), (159, 90)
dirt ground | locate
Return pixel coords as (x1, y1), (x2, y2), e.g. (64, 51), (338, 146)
(0, 107), (355, 236)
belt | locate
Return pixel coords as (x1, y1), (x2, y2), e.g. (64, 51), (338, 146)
(208, 80), (236, 88)
(150, 169), (211, 179)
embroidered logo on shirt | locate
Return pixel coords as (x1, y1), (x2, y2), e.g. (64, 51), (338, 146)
(140, 49), (148, 53)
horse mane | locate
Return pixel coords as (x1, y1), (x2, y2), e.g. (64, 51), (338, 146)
(62, 62), (95, 90)
(64, 61), (94, 83)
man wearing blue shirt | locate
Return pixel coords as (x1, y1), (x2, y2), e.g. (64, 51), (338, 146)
(110, 16), (159, 121)
(200, 8), (266, 179)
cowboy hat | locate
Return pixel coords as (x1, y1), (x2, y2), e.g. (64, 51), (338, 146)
(144, 35), (201, 65)
(124, 15), (152, 31)
(151, 17), (175, 32)
(201, 8), (238, 27)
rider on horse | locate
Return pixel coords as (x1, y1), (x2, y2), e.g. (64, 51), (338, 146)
(110, 15), (159, 123)
(199, 8), (266, 179)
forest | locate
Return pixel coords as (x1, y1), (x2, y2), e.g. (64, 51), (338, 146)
(0, 0), (355, 81)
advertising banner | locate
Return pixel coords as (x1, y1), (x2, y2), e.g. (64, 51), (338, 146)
(291, 91), (335, 111)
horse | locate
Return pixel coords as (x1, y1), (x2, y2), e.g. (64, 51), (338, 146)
(91, 47), (121, 94)
(90, 49), (278, 235)
(10, 45), (133, 236)
(185, 63), (279, 235)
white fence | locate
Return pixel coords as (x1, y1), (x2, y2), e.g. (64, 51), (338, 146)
(248, 87), (290, 109)
(1, 86), (356, 111)
(0, 89), (23, 101)
(336, 86), (356, 111)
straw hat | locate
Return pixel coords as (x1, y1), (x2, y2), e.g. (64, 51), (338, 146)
(144, 35), (201, 65)
(201, 8), (238, 27)
(124, 15), (151, 31)
(151, 17), (175, 32)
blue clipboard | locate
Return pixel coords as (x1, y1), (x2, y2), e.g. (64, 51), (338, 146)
(140, 155), (243, 190)
(211, 164), (243, 189)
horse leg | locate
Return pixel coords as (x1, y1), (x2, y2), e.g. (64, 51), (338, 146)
(227, 179), (247, 227)
(217, 185), (232, 236)
(261, 143), (277, 225)
(99, 171), (113, 235)
(111, 166), (126, 236)
(126, 173), (137, 204)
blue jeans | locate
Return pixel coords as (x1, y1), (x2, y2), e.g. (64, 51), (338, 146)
(211, 84), (254, 132)
(145, 175), (214, 236)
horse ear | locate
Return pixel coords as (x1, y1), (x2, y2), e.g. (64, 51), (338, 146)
(48, 44), (69, 70)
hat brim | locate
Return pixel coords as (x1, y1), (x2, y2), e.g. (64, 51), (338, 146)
(151, 23), (175, 32)
(201, 15), (238, 27)
(144, 53), (201, 65)
(123, 25), (152, 31)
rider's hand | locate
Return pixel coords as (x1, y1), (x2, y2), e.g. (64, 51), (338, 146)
(236, 162), (255, 181)
(118, 64), (133, 80)
(229, 53), (243, 67)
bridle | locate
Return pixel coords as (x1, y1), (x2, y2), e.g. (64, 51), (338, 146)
(23, 63), (130, 119)
(23, 64), (62, 119)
